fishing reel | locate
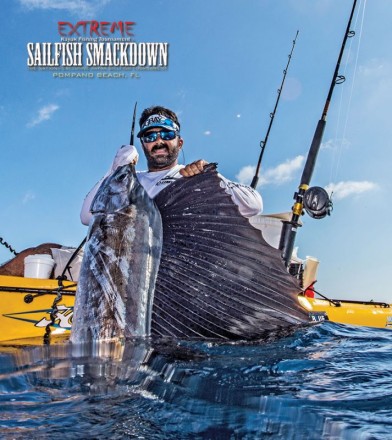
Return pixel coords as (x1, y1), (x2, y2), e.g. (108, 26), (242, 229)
(303, 186), (333, 219)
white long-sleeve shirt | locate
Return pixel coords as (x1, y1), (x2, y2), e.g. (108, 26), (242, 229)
(80, 164), (263, 226)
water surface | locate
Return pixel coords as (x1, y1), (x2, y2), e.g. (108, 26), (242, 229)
(1, 322), (391, 439)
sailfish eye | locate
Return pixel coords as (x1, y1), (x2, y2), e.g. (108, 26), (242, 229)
(116, 171), (128, 182)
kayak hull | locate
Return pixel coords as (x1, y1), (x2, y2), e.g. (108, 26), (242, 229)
(1, 275), (391, 344)
(0, 275), (75, 343)
(298, 295), (392, 329)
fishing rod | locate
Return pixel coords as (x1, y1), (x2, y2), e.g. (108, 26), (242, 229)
(251, 31), (299, 189)
(56, 103), (138, 283)
(44, 102), (140, 344)
(57, 103), (138, 282)
(130, 101), (138, 145)
(279, 0), (358, 266)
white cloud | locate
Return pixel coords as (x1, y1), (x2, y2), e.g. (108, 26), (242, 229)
(356, 59), (392, 119)
(27, 104), (59, 128)
(18, 0), (111, 16)
(321, 138), (350, 151)
(359, 59), (391, 79)
(325, 180), (378, 201)
(236, 165), (256, 185)
(281, 77), (302, 101)
(236, 155), (305, 187)
(288, 0), (334, 15)
(22, 191), (36, 204)
(204, 130), (211, 136)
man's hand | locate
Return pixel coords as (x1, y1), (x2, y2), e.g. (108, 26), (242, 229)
(110, 145), (139, 172)
(180, 159), (209, 177)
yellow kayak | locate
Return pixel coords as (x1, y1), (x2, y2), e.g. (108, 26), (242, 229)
(298, 295), (392, 329)
(1, 274), (391, 344)
(0, 275), (76, 343)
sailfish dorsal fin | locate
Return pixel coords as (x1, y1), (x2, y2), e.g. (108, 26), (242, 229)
(152, 164), (308, 340)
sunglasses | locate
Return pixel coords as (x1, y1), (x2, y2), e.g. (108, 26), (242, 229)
(141, 130), (178, 143)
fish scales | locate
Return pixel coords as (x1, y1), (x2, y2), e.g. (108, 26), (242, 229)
(70, 164), (162, 343)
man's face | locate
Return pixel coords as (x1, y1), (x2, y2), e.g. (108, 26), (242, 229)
(141, 127), (183, 171)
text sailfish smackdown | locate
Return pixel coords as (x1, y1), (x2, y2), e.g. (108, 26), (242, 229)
(26, 42), (169, 67)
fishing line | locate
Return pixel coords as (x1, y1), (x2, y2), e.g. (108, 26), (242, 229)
(329, 0), (367, 184)
(0, 236), (18, 256)
(180, 145), (186, 165)
(335, 0), (367, 181)
(280, 0), (360, 265)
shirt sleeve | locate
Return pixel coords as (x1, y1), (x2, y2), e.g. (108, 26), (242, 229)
(80, 145), (139, 226)
(80, 174), (108, 226)
(218, 174), (263, 217)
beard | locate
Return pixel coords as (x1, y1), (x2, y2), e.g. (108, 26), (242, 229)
(143, 141), (181, 170)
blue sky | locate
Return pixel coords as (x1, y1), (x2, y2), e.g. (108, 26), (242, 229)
(1, 0), (391, 303)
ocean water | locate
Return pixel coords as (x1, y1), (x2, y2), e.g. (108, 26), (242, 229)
(0, 322), (391, 439)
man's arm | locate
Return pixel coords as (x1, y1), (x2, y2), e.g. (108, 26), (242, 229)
(80, 176), (106, 225)
(218, 175), (263, 217)
(80, 145), (139, 225)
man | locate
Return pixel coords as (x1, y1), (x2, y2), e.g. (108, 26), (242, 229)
(81, 105), (262, 225)
(0, 106), (262, 277)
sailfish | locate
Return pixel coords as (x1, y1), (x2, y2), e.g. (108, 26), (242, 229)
(71, 163), (308, 343)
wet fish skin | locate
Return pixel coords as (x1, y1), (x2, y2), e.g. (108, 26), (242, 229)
(152, 164), (309, 339)
(70, 164), (162, 343)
